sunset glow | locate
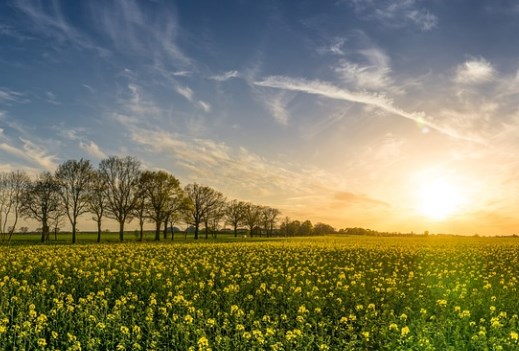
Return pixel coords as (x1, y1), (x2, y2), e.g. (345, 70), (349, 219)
(1, 1), (519, 235)
(419, 178), (464, 221)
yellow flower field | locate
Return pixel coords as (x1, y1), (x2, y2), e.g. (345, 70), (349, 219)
(1, 236), (519, 350)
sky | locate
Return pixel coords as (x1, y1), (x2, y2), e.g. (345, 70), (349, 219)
(1, 0), (519, 235)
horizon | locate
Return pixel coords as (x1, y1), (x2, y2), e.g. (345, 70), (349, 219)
(2, 1), (519, 235)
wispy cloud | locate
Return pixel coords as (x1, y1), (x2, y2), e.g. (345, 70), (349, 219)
(175, 86), (194, 102)
(0, 87), (27, 104)
(12, 0), (106, 56)
(334, 191), (389, 207)
(255, 75), (484, 143)
(335, 47), (393, 90)
(197, 100), (211, 113)
(56, 125), (108, 160)
(455, 57), (495, 84)
(263, 92), (291, 125)
(92, 0), (190, 67)
(0, 137), (58, 171)
(210, 70), (240, 81)
(173, 71), (192, 77)
(348, 0), (438, 31)
(406, 9), (438, 30)
(126, 84), (161, 116)
(317, 38), (346, 56)
(79, 140), (107, 159)
(45, 91), (61, 105)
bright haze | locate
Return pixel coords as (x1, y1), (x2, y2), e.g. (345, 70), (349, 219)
(1, 1), (519, 235)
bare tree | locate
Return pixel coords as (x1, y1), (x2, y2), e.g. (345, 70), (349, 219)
(139, 170), (182, 241)
(21, 172), (61, 243)
(49, 205), (66, 241)
(225, 200), (246, 238)
(262, 206), (281, 237)
(0, 171), (30, 242)
(208, 199), (226, 238)
(183, 183), (224, 240)
(99, 156), (141, 241)
(243, 203), (262, 237)
(87, 170), (107, 243)
(55, 159), (94, 243)
(134, 190), (147, 242)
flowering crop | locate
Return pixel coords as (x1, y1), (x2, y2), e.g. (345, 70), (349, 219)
(1, 236), (519, 350)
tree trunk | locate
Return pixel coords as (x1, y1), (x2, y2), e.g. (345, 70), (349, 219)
(72, 222), (76, 244)
(155, 221), (161, 241)
(97, 220), (102, 243)
(234, 224), (238, 238)
(163, 218), (168, 239)
(119, 221), (124, 242)
(139, 219), (144, 242)
(194, 223), (199, 240)
(42, 221), (49, 243)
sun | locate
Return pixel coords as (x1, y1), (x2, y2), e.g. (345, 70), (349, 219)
(418, 178), (464, 220)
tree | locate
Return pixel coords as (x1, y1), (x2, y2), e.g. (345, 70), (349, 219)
(206, 196), (227, 238)
(0, 171), (30, 242)
(20, 172), (61, 242)
(139, 170), (182, 241)
(243, 203), (261, 237)
(49, 205), (66, 241)
(87, 170), (107, 243)
(261, 206), (280, 237)
(133, 185), (148, 242)
(55, 159), (94, 243)
(183, 183), (224, 240)
(225, 200), (246, 238)
(299, 220), (313, 236)
(313, 222), (335, 235)
(99, 156), (141, 241)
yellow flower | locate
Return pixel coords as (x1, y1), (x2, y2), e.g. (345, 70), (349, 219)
(401, 326), (410, 337)
(37, 338), (47, 347)
(510, 331), (518, 341)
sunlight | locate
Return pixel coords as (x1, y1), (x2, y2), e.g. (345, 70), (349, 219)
(419, 177), (464, 220)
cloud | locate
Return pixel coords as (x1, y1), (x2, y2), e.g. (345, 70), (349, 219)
(329, 38), (346, 55)
(197, 100), (211, 113)
(210, 70), (240, 81)
(126, 84), (161, 115)
(263, 93), (290, 125)
(334, 191), (389, 207)
(335, 47), (393, 90)
(0, 137), (58, 171)
(348, 0), (438, 31)
(92, 0), (190, 67)
(0, 87), (27, 104)
(455, 58), (495, 84)
(12, 0), (106, 55)
(255, 75), (483, 143)
(175, 86), (194, 102)
(45, 91), (61, 105)
(406, 9), (438, 30)
(173, 71), (192, 77)
(79, 140), (107, 159)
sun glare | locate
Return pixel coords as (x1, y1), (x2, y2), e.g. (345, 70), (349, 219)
(418, 178), (464, 220)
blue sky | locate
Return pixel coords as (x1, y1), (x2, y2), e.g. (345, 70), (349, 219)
(2, 0), (519, 234)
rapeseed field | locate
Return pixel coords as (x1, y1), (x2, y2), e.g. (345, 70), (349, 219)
(1, 236), (518, 350)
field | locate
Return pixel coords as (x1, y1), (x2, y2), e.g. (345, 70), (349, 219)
(1, 236), (519, 350)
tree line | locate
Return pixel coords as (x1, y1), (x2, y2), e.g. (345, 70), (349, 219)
(0, 156), (291, 243)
